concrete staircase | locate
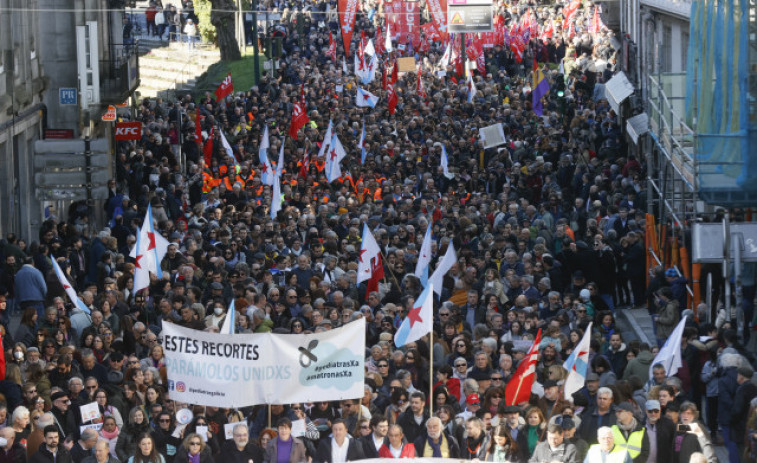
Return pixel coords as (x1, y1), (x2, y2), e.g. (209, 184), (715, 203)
(136, 40), (221, 100)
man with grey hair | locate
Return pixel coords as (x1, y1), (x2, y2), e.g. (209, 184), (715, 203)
(413, 416), (460, 458)
(70, 428), (99, 463)
(0, 427), (24, 463)
(577, 387), (617, 445)
(219, 423), (264, 463)
(583, 426), (632, 463)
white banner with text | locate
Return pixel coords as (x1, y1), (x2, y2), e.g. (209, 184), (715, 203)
(162, 319), (365, 407)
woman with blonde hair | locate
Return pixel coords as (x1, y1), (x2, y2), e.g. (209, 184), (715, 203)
(174, 433), (214, 463)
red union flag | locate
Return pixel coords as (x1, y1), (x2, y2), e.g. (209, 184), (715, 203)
(425, 0), (447, 40)
(326, 32), (337, 62)
(114, 122), (142, 140)
(214, 73), (233, 100)
(338, 0), (358, 55)
(505, 328), (542, 406)
(289, 84), (309, 138)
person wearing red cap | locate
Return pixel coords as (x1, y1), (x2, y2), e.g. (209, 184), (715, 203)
(456, 394), (481, 422)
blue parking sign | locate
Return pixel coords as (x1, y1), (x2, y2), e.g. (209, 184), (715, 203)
(59, 88), (77, 106)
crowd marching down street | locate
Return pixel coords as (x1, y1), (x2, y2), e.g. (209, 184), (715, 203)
(0, 0), (755, 462)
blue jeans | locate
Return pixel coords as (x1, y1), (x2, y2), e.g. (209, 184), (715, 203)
(601, 293), (615, 312)
(187, 35), (196, 49)
(722, 425), (740, 463)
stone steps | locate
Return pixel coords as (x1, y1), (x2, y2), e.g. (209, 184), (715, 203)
(136, 42), (220, 99)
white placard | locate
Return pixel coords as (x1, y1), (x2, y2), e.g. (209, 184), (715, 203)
(196, 426), (209, 442)
(224, 422), (239, 440)
(80, 402), (101, 423)
(162, 319), (366, 408)
(80, 423), (103, 434)
(479, 123), (506, 149)
(291, 419), (307, 437)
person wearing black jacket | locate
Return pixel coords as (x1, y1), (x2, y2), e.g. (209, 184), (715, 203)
(153, 412), (182, 463)
(643, 399), (674, 463)
(218, 424), (264, 463)
(49, 392), (77, 440)
(358, 415), (389, 459)
(413, 417), (461, 458)
(69, 429), (98, 463)
(396, 392), (429, 445)
(29, 426), (72, 463)
(0, 427), (26, 463)
(314, 419), (363, 463)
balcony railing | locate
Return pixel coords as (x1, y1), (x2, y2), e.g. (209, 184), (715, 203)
(99, 44), (140, 104)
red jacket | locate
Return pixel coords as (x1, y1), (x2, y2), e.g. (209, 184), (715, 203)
(378, 443), (416, 459)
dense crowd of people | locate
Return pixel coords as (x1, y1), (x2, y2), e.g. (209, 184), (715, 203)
(1, 0), (756, 462)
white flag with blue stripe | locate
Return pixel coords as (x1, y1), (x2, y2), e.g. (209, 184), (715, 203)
(415, 224), (433, 280)
(220, 299), (235, 334)
(563, 322), (592, 400)
(52, 258), (90, 314)
(394, 284), (433, 348)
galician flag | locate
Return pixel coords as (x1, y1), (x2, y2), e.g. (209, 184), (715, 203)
(357, 223), (382, 284)
(51, 258), (90, 314)
(415, 224), (433, 280)
(650, 316), (688, 379)
(220, 299), (236, 334)
(325, 133), (346, 183)
(218, 129), (239, 168)
(259, 127), (275, 185)
(359, 121), (367, 164)
(441, 144), (454, 179)
(275, 141), (285, 178)
(130, 204), (171, 293)
(428, 242), (456, 296)
(562, 322), (592, 400)
(357, 87), (379, 108)
(394, 284), (434, 347)
(270, 174), (282, 219)
(317, 120), (333, 159)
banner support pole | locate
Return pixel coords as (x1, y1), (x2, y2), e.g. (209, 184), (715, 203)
(428, 330), (434, 416)
(268, 404), (271, 429)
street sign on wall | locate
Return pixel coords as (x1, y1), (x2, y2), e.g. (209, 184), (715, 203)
(59, 88), (78, 105)
(447, 0), (493, 33)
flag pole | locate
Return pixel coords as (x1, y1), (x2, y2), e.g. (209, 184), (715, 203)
(378, 249), (402, 288)
(428, 330), (434, 416)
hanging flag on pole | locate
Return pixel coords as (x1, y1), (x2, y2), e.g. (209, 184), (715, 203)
(271, 174), (282, 219)
(441, 144), (454, 179)
(357, 223), (382, 284)
(466, 61), (475, 103)
(338, 0), (358, 55)
(650, 316), (688, 379)
(259, 127), (275, 186)
(505, 329), (543, 405)
(387, 83), (398, 115)
(359, 121), (367, 164)
(289, 84), (309, 138)
(220, 299), (236, 334)
(214, 73), (234, 100)
(417, 64), (426, 99)
(326, 31), (337, 62)
(218, 129), (239, 168)
(356, 87), (379, 107)
(428, 242), (456, 296)
(325, 133), (346, 182)
(562, 322), (592, 400)
(52, 258), (91, 314)
(532, 58), (550, 117)
(394, 284), (434, 347)
(415, 224), (433, 280)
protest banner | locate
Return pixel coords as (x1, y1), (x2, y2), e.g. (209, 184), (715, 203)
(162, 319), (366, 407)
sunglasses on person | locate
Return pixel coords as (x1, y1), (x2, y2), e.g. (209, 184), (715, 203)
(189, 442), (201, 446)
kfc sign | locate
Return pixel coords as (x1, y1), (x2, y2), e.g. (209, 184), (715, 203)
(114, 122), (142, 140)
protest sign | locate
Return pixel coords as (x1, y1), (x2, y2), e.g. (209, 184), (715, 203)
(162, 319), (366, 407)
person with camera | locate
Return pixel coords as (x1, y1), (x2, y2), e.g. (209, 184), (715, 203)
(670, 402), (717, 463)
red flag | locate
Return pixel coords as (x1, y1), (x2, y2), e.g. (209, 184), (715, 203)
(203, 128), (214, 166)
(505, 329), (542, 405)
(327, 32), (337, 62)
(338, 0), (358, 55)
(382, 65), (388, 90)
(194, 108), (202, 145)
(289, 84), (309, 139)
(214, 73), (233, 101)
(563, 0), (581, 19)
(375, 25), (385, 57)
(391, 60), (398, 84)
(387, 83), (398, 115)
(417, 65), (426, 99)
(299, 151), (310, 178)
(366, 253), (384, 297)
